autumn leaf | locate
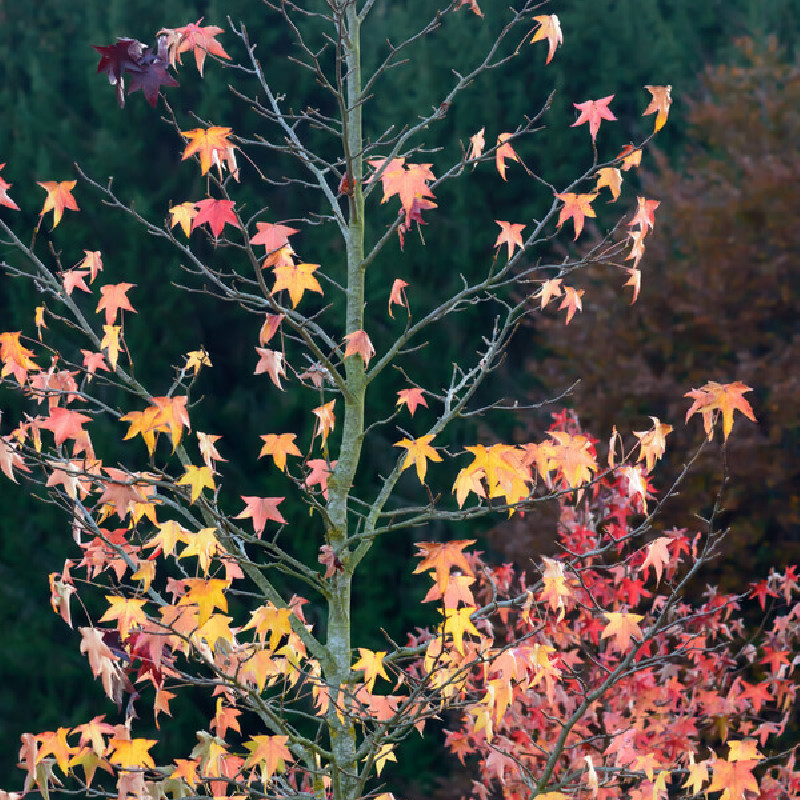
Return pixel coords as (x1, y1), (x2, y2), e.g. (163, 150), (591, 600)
(388, 278), (409, 318)
(305, 459), (335, 499)
(185, 348), (212, 375)
(236, 495), (286, 536)
(0, 331), (38, 384)
(99, 596), (148, 640)
(254, 348), (286, 390)
(634, 417), (672, 472)
(107, 737), (156, 769)
(555, 192), (597, 239)
(442, 606), (480, 654)
(178, 577), (229, 626)
(571, 96), (616, 141)
(538, 278), (563, 308)
(63, 270), (91, 296)
(628, 196), (659, 233)
(708, 757), (759, 800)
(259, 314), (284, 346)
(97, 283), (136, 325)
(685, 381), (756, 442)
(467, 127), (485, 161)
(529, 15), (563, 63)
(494, 221), (525, 258)
(495, 133), (519, 180)
(39, 407), (92, 447)
(395, 434), (442, 483)
(93, 38), (178, 107)
(178, 464), (215, 502)
(558, 286), (584, 324)
(414, 540), (475, 593)
(251, 222), (299, 260)
(272, 262), (323, 308)
(0, 164), (19, 210)
(543, 431), (597, 488)
(640, 536), (672, 584)
(352, 648), (390, 693)
(369, 157), (436, 226)
(643, 84), (672, 132)
(191, 198), (238, 238)
(244, 735), (293, 782)
(343, 329), (376, 367)
(160, 19), (230, 76)
(179, 527), (222, 575)
(601, 610), (644, 653)
(618, 143), (642, 170)
(397, 388), (427, 416)
(259, 433), (302, 471)
(312, 400), (336, 445)
(181, 127), (236, 177)
(38, 181), (79, 228)
(595, 167), (622, 201)
(169, 202), (198, 237)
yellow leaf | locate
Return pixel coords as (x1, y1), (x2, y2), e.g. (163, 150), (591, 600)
(395, 434), (442, 483)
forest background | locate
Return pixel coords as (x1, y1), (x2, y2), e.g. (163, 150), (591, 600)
(0, 0), (799, 795)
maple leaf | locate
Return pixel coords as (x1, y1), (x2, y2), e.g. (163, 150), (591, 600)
(544, 431), (597, 488)
(530, 15), (563, 63)
(0, 164), (19, 210)
(538, 278), (563, 308)
(96, 283), (136, 325)
(244, 735), (293, 782)
(0, 435), (29, 482)
(254, 347), (286, 390)
(640, 536), (672, 584)
(369, 157), (436, 226)
(160, 19), (231, 76)
(388, 278), (409, 318)
(100, 596), (148, 640)
(708, 758), (760, 800)
(558, 286), (584, 324)
(634, 417), (673, 472)
(0, 331), (38, 384)
(395, 434), (442, 483)
(601, 610), (644, 653)
(101, 324), (121, 370)
(628, 196), (660, 232)
(272, 262), (323, 308)
(259, 433), (302, 471)
(178, 577), (230, 626)
(259, 313), (284, 345)
(181, 127), (236, 176)
(250, 222), (299, 254)
(107, 737), (156, 769)
(178, 464), (215, 502)
(344, 329), (376, 367)
(494, 220), (525, 258)
(456, 0), (483, 17)
(555, 192), (597, 239)
(312, 400), (336, 445)
(397, 388), (427, 416)
(318, 544), (343, 577)
(38, 181), (79, 228)
(78, 249), (103, 281)
(63, 269), (91, 296)
(197, 431), (226, 472)
(618, 143), (642, 170)
(169, 202), (198, 237)
(495, 133), (519, 180)
(595, 167), (622, 201)
(94, 37), (178, 107)
(353, 648), (390, 693)
(467, 127), (485, 161)
(414, 540), (475, 593)
(39, 406), (92, 447)
(643, 84), (672, 132)
(191, 198), (238, 238)
(37, 728), (73, 775)
(684, 381), (757, 442)
(236, 496), (286, 536)
(571, 95), (616, 142)
(442, 606), (480, 654)
(305, 459), (335, 499)
(179, 527), (222, 575)
(185, 348), (212, 375)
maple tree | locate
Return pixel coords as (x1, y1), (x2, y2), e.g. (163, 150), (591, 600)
(0, 8), (796, 800)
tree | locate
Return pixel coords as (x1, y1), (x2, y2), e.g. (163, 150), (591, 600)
(0, 5), (796, 800)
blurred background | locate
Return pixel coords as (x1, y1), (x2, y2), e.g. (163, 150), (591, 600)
(0, 0), (798, 795)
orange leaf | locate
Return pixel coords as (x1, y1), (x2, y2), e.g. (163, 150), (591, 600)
(169, 202), (198, 237)
(571, 96), (616, 142)
(312, 400), (336, 445)
(343, 329), (376, 367)
(643, 84), (672, 132)
(0, 163), (19, 210)
(38, 180), (79, 228)
(254, 347), (286, 390)
(634, 416), (672, 472)
(96, 282), (136, 325)
(684, 381), (756, 442)
(495, 133), (519, 180)
(558, 286), (584, 324)
(529, 15), (563, 63)
(236, 495), (286, 536)
(272, 262), (323, 308)
(494, 220), (525, 258)
(413, 539), (475, 593)
(595, 167), (622, 201)
(601, 610), (644, 653)
(107, 737), (156, 769)
(181, 126), (235, 176)
(395, 434), (442, 483)
(628, 196), (660, 233)
(555, 192), (597, 239)
(99, 596), (148, 640)
(388, 278), (409, 318)
(467, 127), (485, 160)
(259, 433), (301, 471)
(160, 19), (230, 76)
(397, 388), (427, 416)
(369, 157), (436, 224)
(244, 735), (293, 782)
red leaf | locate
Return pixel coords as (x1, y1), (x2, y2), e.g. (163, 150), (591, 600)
(571, 95), (616, 141)
(191, 199), (238, 238)
(236, 496), (286, 537)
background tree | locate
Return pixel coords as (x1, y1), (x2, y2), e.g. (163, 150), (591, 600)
(536, 36), (800, 588)
(0, 4), (798, 800)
